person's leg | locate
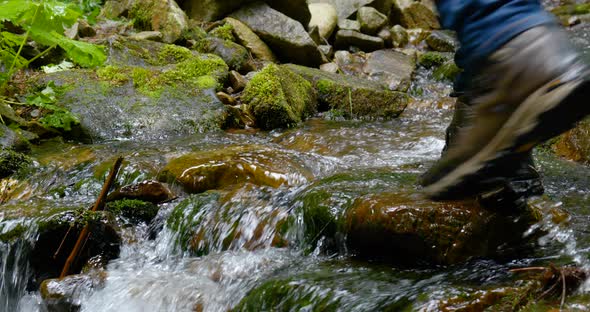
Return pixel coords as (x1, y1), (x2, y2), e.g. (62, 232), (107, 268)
(421, 0), (590, 200)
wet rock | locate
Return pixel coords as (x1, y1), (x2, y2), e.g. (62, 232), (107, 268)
(242, 64), (317, 130)
(31, 210), (120, 287)
(286, 64), (409, 120)
(31, 41), (230, 142)
(222, 105), (255, 129)
(231, 2), (326, 67)
(128, 31), (163, 42)
(432, 60), (461, 82)
(0, 149), (31, 179)
(357, 6), (388, 35)
(216, 92), (237, 105)
(337, 19), (361, 32)
(417, 51), (451, 68)
(345, 192), (540, 264)
(0, 124), (32, 152)
(334, 30), (384, 52)
(390, 25), (409, 48)
(362, 49), (415, 91)
(309, 3), (339, 39)
(166, 187), (294, 255)
(425, 30), (458, 52)
(223, 18), (277, 62)
(107, 180), (175, 203)
(391, 0), (440, 29)
(553, 117), (590, 164)
(159, 145), (312, 193)
(109, 0), (189, 43)
(40, 272), (106, 312)
(196, 37), (250, 71)
(228, 70), (248, 92)
(106, 199), (160, 224)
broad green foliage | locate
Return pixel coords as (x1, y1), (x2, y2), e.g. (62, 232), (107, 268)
(26, 81), (80, 131)
(0, 0), (106, 88)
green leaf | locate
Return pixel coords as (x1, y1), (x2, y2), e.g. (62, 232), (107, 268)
(57, 35), (106, 67)
(0, 0), (37, 23)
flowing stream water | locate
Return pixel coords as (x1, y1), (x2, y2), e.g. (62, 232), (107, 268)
(0, 22), (589, 312)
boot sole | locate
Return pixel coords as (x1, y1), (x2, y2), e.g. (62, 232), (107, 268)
(423, 74), (590, 200)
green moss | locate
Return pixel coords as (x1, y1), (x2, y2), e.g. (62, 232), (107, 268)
(163, 55), (228, 83)
(158, 44), (193, 64)
(0, 224), (27, 242)
(106, 199), (159, 223)
(552, 3), (590, 16)
(129, 1), (154, 31)
(433, 61), (462, 82)
(417, 52), (448, 68)
(208, 23), (235, 42)
(234, 278), (341, 311)
(242, 64), (316, 130)
(0, 149), (31, 178)
(195, 75), (217, 89)
(97, 66), (129, 85)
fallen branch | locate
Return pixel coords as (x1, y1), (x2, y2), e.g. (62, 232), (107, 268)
(59, 156), (124, 278)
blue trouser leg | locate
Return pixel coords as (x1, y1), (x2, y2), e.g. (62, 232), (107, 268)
(436, 0), (558, 92)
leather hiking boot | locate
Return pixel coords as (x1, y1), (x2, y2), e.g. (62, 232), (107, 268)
(424, 96), (545, 200)
(421, 25), (590, 200)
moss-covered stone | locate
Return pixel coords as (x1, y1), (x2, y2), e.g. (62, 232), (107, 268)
(0, 149), (31, 178)
(97, 65), (130, 86)
(209, 23), (235, 42)
(552, 3), (590, 16)
(106, 199), (159, 224)
(286, 64), (408, 120)
(417, 52), (450, 69)
(433, 61), (461, 82)
(195, 37), (249, 71)
(242, 64), (317, 130)
(157, 44), (193, 64)
(0, 223), (27, 243)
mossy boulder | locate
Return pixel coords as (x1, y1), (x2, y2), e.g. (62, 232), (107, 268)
(106, 199), (159, 224)
(417, 51), (452, 68)
(552, 117), (590, 164)
(345, 192), (543, 264)
(159, 145), (313, 193)
(285, 64), (408, 119)
(30, 50), (230, 142)
(0, 149), (31, 179)
(166, 189), (293, 256)
(242, 64), (317, 130)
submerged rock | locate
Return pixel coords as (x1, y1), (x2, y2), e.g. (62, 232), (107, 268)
(166, 188), (293, 255)
(159, 145), (312, 193)
(31, 210), (120, 287)
(106, 199), (160, 224)
(230, 2), (325, 67)
(107, 180), (175, 204)
(286, 64), (408, 119)
(242, 64), (317, 130)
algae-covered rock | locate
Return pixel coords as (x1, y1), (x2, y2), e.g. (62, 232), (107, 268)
(242, 64), (317, 130)
(285, 64), (408, 119)
(0, 149), (31, 179)
(31, 49), (230, 142)
(106, 199), (159, 224)
(391, 0), (440, 29)
(553, 117), (590, 164)
(345, 192), (541, 264)
(425, 30), (458, 52)
(417, 51), (451, 68)
(159, 145), (312, 193)
(230, 2), (325, 67)
(166, 188), (293, 255)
